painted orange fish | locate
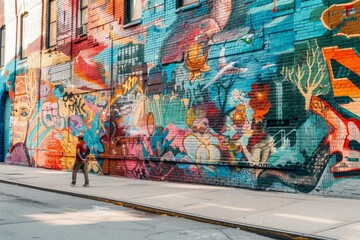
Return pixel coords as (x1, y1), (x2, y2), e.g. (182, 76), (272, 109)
(321, 0), (360, 38)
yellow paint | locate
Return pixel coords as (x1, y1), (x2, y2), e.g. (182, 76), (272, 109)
(185, 44), (211, 82)
(110, 75), (143, 105)
(28, 50), (70, 68)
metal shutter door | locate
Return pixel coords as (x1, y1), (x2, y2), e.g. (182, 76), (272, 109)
(3, 94), (11, 161)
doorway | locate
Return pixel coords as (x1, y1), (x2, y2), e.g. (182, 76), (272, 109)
(2, 92), (11, 161)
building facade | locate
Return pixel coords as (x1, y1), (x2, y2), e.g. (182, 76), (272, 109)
(0, 0), (359, 197)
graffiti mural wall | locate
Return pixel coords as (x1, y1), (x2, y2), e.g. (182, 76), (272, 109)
(0, 0), (359, 197)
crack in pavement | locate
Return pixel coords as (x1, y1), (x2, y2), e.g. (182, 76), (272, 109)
(0, 220), (45, 226)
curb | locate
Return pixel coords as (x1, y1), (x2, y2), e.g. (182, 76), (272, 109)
(0, 179), (334, 240)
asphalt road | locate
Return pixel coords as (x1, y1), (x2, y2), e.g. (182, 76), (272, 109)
(0, 183), (273, 240)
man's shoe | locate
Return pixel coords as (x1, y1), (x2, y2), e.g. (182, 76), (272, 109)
(82, 184), (89, 187)
(70, 182), (76, 187)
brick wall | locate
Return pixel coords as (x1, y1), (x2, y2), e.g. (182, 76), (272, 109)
(1, 0), (360, 198)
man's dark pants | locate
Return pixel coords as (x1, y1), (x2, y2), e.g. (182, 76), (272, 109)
(72, 161), (89, 185)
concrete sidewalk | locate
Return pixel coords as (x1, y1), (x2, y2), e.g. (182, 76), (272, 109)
(0, 164), (359, 240)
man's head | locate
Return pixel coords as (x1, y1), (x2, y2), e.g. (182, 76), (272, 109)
(78, 134), (84, 141)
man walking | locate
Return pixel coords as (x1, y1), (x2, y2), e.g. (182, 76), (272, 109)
(71, 134), (90, 187)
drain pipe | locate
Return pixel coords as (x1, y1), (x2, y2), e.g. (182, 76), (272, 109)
(9, 0), (19, 154)
(13, 0), (18, 91)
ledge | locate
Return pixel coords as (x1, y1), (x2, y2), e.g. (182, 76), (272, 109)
(175, 2), (201, 13)
(123, 19), (142, 28)
(44, 46), (57, 53)
(17, 57), (27, 65)
(73, 35), (88, 43)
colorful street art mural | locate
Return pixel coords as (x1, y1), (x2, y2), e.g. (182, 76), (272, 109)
(1, 0), (360, 197)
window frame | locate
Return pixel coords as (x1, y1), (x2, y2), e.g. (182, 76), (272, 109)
(0, 26), (5, 67)
(78, 0), (88, 36)
(125, 0), (142, 24)
(47, 0), (57, 48)
(177, 0), (199, 8)
(20, 12), (28, 59)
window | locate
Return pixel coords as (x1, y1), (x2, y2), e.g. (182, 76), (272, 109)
(48, 0), (57, 47)
(177, 0), (198, 8)
(148, 0), (163, 8)
(125, 0), (141, 23)
(0, 26), (5, 67)
(20, 13), (28, 59)
(78, 0), (88, 36)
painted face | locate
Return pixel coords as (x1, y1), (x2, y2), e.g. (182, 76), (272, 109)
(193, 117), (210, 134)
(12, 101), (30, 143)
(14, 105), (30, 118)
